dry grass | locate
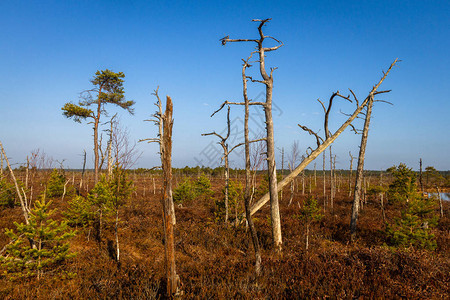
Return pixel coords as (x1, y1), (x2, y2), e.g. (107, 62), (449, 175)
(0, 171), (449, 299)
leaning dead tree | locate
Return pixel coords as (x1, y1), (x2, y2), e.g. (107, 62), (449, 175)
(141, 90), (179, 296)
(249, 59), (398, 216)
(350, 82), (393, 241)
(220, 18), (284, 251)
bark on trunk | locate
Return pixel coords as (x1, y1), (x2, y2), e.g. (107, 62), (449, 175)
(350, 96), (374, 241)
(244, 68), (262, 276)
(161, 96), (178, 296)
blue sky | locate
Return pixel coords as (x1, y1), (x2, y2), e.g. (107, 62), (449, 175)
(0, 0), (449, 171)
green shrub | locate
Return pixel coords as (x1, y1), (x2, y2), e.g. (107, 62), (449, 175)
(173, 174), (214, 204)
(384, 163), (438, 250)
(0, 198), (76, 280)
(298, 196), (323, 224)
(255, 173), (282, 199)
(385, 197), (438, 250)
(0, 178), (16, 208)
(65, 168), (133, 235)
(45, 169), (67, 198)
(64, 195), (96, 228)
(386, 163), (417, 204)
(215, 180), (243, 222)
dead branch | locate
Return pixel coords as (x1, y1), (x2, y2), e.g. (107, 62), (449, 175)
(249, 59), (398, 216)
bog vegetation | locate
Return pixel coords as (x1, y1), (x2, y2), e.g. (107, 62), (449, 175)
(1, 19), (449, 299)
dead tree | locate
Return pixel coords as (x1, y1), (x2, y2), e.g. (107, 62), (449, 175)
(249, 59), (398, 217)
(220, 18), (283, 251)
(323, 152), (326, 208)
(141, 91), (179, 296)
(79, 150), (87, 193)
(202, 106), (232, 223)
(242, 59), (262, 275)
(287, 141), (300, 206)
(0, 149), (3, 177)
(419, 158), (424, 195)
(0, 141), (30, 224)
(161, 97), (178, 296)
(350, 82), (393, 241)
(140, 87), (176, 224)
(106, 114), (118, 179)
(348, 151), (355, 197)
(212, 58), (264, 274)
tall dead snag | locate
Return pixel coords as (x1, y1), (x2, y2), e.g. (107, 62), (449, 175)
(243, 59), (262, 275)
(348, 151), (355, 197)
(141, 90), (179, 296)
(350, 82), (393, 241)
(221, 18), (284, 251)
(202, 106), (232, 223)
(350, 95), (374, 241)
(161, 97), (178, 296)
(249, 59), (398, 216)
(211, 58), (264, 274)
(140, 87), (175, 224)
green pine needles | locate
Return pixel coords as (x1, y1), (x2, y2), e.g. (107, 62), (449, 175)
(385, 163), (438, 250)
(0, 198), (76, 280)
(173, 174), (214, 204)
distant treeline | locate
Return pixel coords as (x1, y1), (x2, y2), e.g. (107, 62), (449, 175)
(9, 165), (449, 177)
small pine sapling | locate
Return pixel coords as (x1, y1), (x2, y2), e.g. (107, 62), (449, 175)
(384, 163), (438, 250)
(0, 198), (76, 280)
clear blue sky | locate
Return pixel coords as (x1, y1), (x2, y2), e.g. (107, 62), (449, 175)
(1, 0), (449, 171)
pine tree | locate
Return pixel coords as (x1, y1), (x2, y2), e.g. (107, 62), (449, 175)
(385, 163), (438, 249)
(45, 169), (67, 198)
(61, 69), (135, 183)
(0, 198), (76, 280)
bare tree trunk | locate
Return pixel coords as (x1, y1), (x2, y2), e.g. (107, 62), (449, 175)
(314, 162), (317, 187)
(350, 95), (374, 241)
(0, 141), (29, 224)
(323, 152), (326, 208)
(161, 97), (179, 296)
(94, 101), (100, 184)
(25, 156), (29, 190)
(224, 155), (229, 223)
(243, 60), (261, 276)
(302, 171), (305, 195)
(202, 106), (232, 224)
(437, 186), (444, 218)
(419, 158), (424, 195)
(0, 150), (3, 177)
(349, 151), (355, 197)
(329, 147), (334, 211)
(380, 193), (386, 223)
(280, 147), (284, 202)
(107, 115), (116, 179)
(221, 18), (283, 251)
(80, 150), (86, 192)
